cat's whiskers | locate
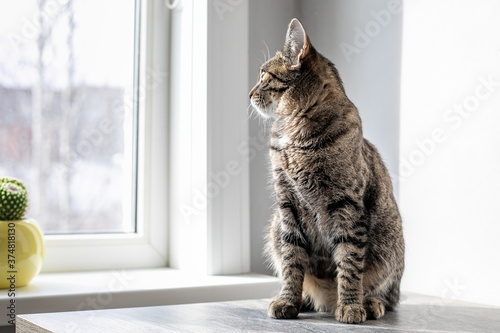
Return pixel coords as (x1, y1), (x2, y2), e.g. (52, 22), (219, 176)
(247, 103), (266, 127)
(262, 40), (271, 62)
(259, 51), (268, 64)
(247, 103), (259, 120)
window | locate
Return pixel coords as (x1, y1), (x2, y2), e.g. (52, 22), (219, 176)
(0, 0), (136, 234)
(1, 0), (251, 274)
(0, 0), (169, 271)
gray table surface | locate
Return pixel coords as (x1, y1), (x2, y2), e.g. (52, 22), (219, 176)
(16, 293), (500, 332)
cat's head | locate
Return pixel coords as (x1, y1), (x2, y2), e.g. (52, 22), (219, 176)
(249, 18), (340, 120)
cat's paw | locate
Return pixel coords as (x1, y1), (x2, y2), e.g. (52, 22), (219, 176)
(268, 299), (299, 319)
(335, 304), (367, 324)
(363, 297), (385, 320)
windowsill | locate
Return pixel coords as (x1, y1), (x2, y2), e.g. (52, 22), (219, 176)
(1, 268), (279, 319)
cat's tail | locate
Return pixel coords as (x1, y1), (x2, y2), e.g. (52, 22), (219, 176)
(385, 278), (401, 310)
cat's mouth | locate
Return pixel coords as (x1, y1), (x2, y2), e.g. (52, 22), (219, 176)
(249, 87), (277, 118)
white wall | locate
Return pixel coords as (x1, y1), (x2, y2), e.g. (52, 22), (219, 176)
(400, 0), (500, 307)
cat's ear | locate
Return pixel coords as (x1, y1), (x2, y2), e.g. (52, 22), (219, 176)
(284, 18), (311, 67)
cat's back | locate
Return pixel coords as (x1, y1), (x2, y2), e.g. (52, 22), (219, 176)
(361, 138), (398, 204)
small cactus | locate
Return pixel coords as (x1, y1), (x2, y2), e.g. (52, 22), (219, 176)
(0, 177), (28, 221)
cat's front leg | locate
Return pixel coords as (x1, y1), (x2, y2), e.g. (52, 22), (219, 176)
(328, 205), (368, 324)
(268, 203), (309, 319)
(333, 238), (367, 324)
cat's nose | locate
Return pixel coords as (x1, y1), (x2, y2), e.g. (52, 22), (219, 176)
(249, 85), (258, 99)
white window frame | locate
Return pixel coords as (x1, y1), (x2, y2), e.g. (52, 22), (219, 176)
(42, 0), (251, 274)
(167, 0), (250, 275)
(42, 0), (169, 272)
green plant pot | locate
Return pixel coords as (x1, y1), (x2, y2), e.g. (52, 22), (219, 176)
(0, 219), (45, 289)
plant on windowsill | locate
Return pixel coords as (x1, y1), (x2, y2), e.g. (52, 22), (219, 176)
(0, 177), (45, 288)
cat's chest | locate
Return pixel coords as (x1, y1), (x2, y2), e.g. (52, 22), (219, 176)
(271, 132), (292, 150)
(270, 131), (327, 168)
(270, 136), (327, 180)
(269, 134), (299, 170)
(269, 132), (352, 198)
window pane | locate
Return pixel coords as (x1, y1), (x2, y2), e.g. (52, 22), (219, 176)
(0, 0), (137, 234)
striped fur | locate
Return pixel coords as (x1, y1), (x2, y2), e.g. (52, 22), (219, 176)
(249, 19), (404, 324)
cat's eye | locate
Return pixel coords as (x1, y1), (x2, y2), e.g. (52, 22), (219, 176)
(260, 71), (266, 79)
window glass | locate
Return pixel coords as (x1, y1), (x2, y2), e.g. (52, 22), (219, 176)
(0, 0), (138, 234)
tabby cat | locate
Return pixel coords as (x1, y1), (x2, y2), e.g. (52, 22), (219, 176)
(249, 18), (405, 324)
